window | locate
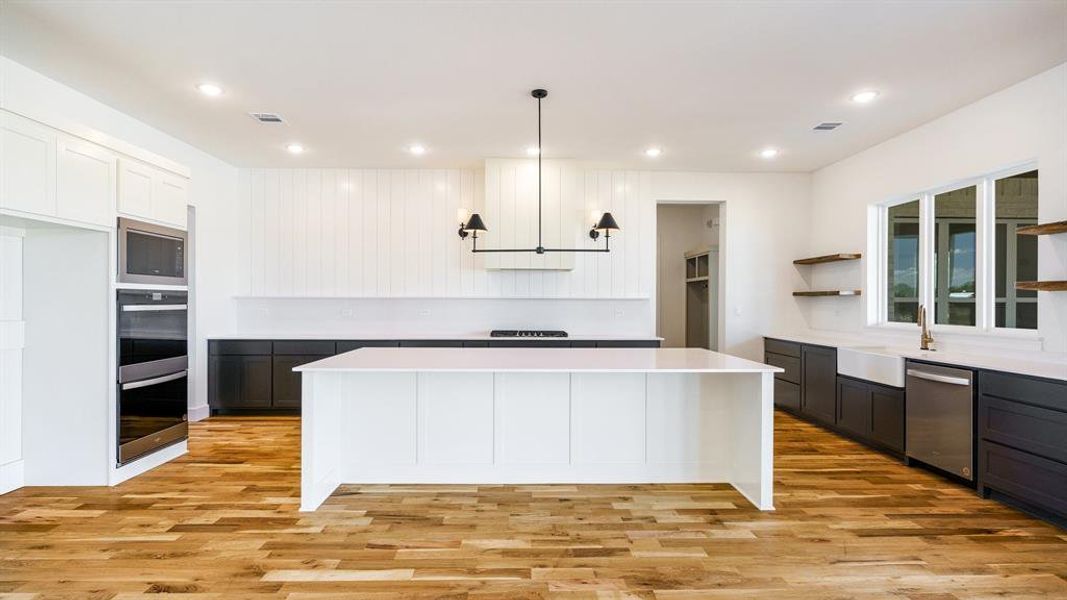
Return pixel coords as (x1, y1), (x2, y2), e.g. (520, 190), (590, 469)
(934, 185), (976, 326)
(877, 166), (1038, 332)
(886, 200), (919, 323)
(994, 170), (1038, 329)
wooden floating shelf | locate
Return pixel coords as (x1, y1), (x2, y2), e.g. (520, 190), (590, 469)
(686, 276), (709, 283)
(1015, 280), (1067, 292)
(793, 253), (862, 265)
(1017, 221), (1067, 236)
(793, 290), (862, 297)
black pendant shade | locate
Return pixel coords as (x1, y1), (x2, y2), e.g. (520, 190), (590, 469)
(595, 212), (620, 231)
(457, 88), (618, 254)
(463, 213), (488, 232)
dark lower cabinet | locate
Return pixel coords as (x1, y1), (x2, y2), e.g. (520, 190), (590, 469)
(209, 337), (661, 414)
(272, 355), (330, 408)
(836, 376), (869, 438)
(209, 354), (272, 410)
(773, 379), (800, 411)
(800, 344), (837, 426)
(835, 375), (905, 454)
(978, 371), (1067, 524)
(869, 385), (905, 451)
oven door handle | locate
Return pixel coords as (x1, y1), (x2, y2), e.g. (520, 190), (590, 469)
(122, 369), (188, 391)
(122, 304), (188, 312)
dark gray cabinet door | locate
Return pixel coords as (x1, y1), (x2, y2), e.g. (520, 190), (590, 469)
(837, 377), (870, 437)
(801, 345), (837, 425)
(869, 384), (905, 452)
(209, 355), (272, 409)
(774, 379), (801, 411)
(272, 355), (329, 408)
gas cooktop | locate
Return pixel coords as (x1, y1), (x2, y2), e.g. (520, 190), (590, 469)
(490, 330), (569, 338)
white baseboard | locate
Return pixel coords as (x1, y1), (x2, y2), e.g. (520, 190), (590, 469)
(188, 403), (210, 422)
(0, 460), (25, 495)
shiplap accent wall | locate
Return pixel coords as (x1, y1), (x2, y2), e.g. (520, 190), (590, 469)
(482, 159), (578, 271)
(239, 166), (654, 298)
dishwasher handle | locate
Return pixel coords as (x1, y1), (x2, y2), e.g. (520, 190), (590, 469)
(907, 368), (971, 386)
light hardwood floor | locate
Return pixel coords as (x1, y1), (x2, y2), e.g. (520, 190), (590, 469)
(1, 412), (1065, 598)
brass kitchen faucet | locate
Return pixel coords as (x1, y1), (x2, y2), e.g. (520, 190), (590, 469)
(917, 305), (935, 351)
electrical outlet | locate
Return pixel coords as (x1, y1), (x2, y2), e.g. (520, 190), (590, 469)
(614, 307), (625, 318)
(418, 309), (431, 317)
(341, 308), (354, 317)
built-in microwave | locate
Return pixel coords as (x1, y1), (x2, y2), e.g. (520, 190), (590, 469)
(118, 217), (188, 286)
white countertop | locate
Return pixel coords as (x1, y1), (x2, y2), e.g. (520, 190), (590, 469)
(766, 331), (1067, 383)
(209, 333), (663, 342)
(295, 347), (782, 374)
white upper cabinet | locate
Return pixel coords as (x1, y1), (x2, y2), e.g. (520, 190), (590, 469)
(482, 158), (580, 270)
(1, 110), (189, 231)
(118, 158), (188, 229)
(116, 159), (153, 217)
(56, 136), (116, 227)
(0, 112), (57, 217)
(154, 173), (188, 228)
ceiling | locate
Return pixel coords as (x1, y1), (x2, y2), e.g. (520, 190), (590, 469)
(1, 1), (1065, 171)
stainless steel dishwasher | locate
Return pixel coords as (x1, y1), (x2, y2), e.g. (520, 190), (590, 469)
(906, 362), (975, 481)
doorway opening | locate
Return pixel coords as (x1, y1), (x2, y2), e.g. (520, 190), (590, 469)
(656, 203), (720, 350)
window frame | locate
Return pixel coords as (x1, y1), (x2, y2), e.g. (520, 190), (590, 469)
(870, 161), (1039, 337)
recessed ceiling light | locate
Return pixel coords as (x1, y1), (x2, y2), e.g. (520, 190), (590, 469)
(196, 82), (223, 97)
(526, 146), (540, 156)
(644, 147), (662, 158)
(760, 147), (779, 159)
(286, 143), (304, 154)
(850, 90), (879, 104)
(409, 144), (427, 156)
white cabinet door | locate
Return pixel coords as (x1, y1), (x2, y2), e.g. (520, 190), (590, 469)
(56, 136), (116, 227)
(153, 173), (188, 228)
(117, 159), (154, 218)
(0, 112), (57, 217)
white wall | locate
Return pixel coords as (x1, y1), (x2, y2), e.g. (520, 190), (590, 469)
(236, 168), (809, 358)
(0, 56), (241, 418)
(809, 62), (1067, 357)
(0, 226), (24, 493)
(657, 204), (718, 347)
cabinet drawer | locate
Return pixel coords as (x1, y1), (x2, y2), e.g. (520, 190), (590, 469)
(980, 395), (1067, 464)
(595, 340), (660, 348)
(399, 340), (463, 347)
(336, 340), (401, 353)
(774, 379), (800, 411)
(273, 340), (336, 355)
(490, 340), (571, 348)
(980, 371), (1067, 413)
(980, 440), (1067, 517)
(764, 338), (801, 358)
(764, 352), (800, 384)
(210, 340), (272, 355)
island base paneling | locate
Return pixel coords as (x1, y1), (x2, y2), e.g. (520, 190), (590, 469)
(300, 369), (773, 512)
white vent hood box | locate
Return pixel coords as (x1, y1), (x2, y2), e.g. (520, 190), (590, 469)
(480, 158), (582, 271)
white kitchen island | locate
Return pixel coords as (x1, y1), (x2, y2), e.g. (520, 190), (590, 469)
(295, 347), (782, 512)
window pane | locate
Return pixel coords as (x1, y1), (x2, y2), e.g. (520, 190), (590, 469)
(934, 186), (976, 326)
(887, 200), (920, 323)
(995, 170), (1038, 330)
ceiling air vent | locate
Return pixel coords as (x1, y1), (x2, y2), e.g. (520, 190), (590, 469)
(813, 121), (843, 131)
(249, 112), (285, 124)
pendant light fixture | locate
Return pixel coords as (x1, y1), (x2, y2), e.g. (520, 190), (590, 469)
(457, 88), (620, 254)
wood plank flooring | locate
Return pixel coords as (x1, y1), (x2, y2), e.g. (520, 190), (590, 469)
(2, 412), (1065, 598)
